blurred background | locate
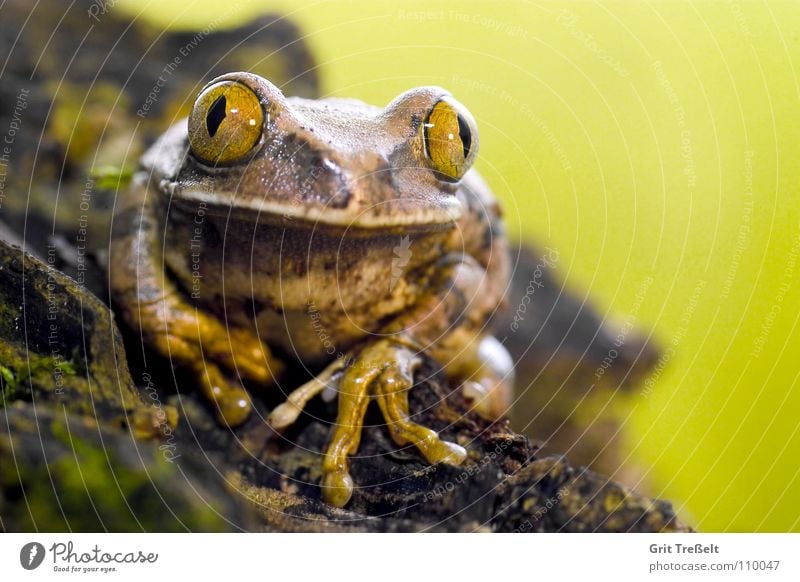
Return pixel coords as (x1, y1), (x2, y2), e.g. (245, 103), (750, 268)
(106, 0), (798, 531)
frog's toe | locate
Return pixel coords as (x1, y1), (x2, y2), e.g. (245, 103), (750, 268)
(195, 361), (253, 427)
(461, 378), (513, 420)
(322, 470), (355, 508)
(226, 328), (285, 384)
(268, 358), (347, 430)
(321, 357), (373, 507)
(375, 364), (467, 466)
(459, 335), (515, 420)
(196, 325), (283, 385)
(215, 389), (252, 427)
(267, 378), (327, 430)
(320, 339), (467, 507)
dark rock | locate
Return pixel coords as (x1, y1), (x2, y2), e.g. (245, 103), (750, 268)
(493, 456), (689, 532)
(0, 240), (144, 422)
(0, 403), (249, 532)
(169, 360), (689, 532)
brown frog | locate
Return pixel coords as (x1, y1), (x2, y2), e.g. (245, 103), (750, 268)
(109, 72), (512, 507)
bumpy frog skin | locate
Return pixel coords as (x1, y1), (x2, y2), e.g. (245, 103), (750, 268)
(110, 72), (512, 507)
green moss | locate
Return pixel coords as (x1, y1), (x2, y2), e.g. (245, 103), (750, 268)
(0, 365), (16, 400)
(90, 164), (134, 191)
(0, 343), (76, 407)
(1, 416), (232, 531)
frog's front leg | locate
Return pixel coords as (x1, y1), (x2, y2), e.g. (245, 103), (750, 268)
(109, 177), (284, 426)
(321, 338), (468, 507)
(283, 254), (506, 507)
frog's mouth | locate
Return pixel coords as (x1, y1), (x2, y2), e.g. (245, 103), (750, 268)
(162, 180), (465, 233)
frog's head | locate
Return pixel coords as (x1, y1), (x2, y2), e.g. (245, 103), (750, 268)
(146, 72), (480, 231)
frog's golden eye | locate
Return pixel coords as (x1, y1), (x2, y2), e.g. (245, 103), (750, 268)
(422, 96), (479, 182)
(188, 80), (264, 165)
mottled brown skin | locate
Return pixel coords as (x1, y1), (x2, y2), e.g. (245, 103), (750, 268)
(109, 72), (511, 506)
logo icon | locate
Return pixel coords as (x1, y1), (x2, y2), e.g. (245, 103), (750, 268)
(20, 542), (46, 570)
(390, 235), (413, 290)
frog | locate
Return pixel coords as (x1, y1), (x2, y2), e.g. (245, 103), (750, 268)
(109, 71), (513, 507)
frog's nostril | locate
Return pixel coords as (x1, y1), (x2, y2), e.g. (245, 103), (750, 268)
(206, 95), (227, 138)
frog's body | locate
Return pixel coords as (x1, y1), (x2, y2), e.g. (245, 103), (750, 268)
(110, 72), (512, 506)
(163, 208), (453, 362)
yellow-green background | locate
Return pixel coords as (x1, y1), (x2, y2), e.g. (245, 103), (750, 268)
(120, 0), (800, 532)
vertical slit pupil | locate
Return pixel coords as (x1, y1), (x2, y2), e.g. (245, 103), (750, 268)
(423, 108), (433, 158)
(206, 95), (227, 138)
(457, 113), (472, 159)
